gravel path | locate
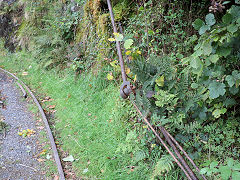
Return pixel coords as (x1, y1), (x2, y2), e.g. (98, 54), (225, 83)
(0, 71), (46, 179)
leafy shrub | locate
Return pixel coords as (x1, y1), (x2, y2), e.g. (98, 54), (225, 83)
(130, 4), (240, 165)
(200, 158), (240, 180)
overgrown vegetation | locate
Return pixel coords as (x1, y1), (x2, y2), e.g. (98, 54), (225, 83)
(0, 0), (240, 179)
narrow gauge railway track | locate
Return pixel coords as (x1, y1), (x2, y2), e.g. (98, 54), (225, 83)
(0, 67), (65, 180)
(0, 1), (207, 179)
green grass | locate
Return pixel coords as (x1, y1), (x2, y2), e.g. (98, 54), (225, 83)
(0, 50), (187, 179)
(0, 51), (157, 179)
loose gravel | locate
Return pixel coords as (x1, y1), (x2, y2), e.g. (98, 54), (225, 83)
(0, 71), (46, 180)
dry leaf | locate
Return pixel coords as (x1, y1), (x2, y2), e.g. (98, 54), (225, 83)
(22, 72), (28, 76)
(63, 155), (74, 162)
(107, 73), (114, 80)
(125, 68), (131, 75)
(37, 149), (47, 156)
(37, 126), (44, 130)
(48, 105), (56, 109)
(45, 96), (51, 100)
(126, 50), (131, 55)
(49, 110), (56, 113)
(53, 175), (59, 180)
(108, 38), (116, 42)
(37, 158), (45, 162)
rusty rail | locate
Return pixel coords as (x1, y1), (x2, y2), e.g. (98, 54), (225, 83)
(0, 67), (65, 180)
(107, 0), (206, 179)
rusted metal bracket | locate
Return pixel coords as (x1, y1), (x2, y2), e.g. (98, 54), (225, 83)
(120, 81), (131, 99)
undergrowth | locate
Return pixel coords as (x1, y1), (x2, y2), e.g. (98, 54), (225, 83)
(1, 0), (240, 179)
(0, 52), (184, 179)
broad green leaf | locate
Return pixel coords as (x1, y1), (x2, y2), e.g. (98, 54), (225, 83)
(229, 6), (240, 21)
(192, 49), (203, 57)
(202, 42), (212, 56)
(232, 70), (240, 79)
(205, 58), (211, 66)
(194, 43), (201, 51)
(223, 98), (237, 107)
(176, 53), (183, 59)
(201, 160), (211, 167)
(237, 18), (240, 24)
(222, 13), (233, 24)
(208, 81), (226, 99)
(200, 167), (209, 174)
(199, 25), (209, 35)
(208, 54), (219, 63)
(63, 155), (74, 162)
(192, 19), (205, 30)
(205, 13), (216, 26)
(219, 166), (231, 180)
(230, 86), (239, 95)
(235, 0), (240, 4)
(216, 47), (232, 57)
(227, 158), (234, 168)
(155, 75), (164, 87)
(113, 33), (124, 41)
(226, 75), (235, 87)
(233, 163), (240, 171)
(227, 24), (238, 33)
(190, 57), (202, 69)
(232, 171), (240, 180)
(199, 112), (206, 119)
(124, 39), (133, 49)
(212, 108), (227, 118)
(191, 83), (198, 89)
(210, 161), (218, 169)
(192, 62), (203, 76)
(181, 57), (191, 65)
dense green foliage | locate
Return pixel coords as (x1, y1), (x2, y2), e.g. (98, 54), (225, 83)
(1, 0), (240, 179)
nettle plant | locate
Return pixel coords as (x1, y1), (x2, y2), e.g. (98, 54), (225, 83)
(181, 5), (240, 121)
(200, 158), (240, 180)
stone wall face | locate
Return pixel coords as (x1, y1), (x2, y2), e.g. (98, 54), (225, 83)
(0, 0), (20, 51)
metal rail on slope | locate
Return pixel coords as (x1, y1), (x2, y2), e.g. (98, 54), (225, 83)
(107, 0), (132, 99)
(0, 67), (65, 180)
(106, 1), (207, 179)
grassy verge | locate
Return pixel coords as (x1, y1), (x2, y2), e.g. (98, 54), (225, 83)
(0, 51), (168, 179)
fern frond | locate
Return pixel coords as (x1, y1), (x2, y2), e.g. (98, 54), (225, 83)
(152, 155), (174, 179)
